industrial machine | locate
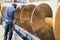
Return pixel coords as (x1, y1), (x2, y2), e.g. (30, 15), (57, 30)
(14, 3), (55, 40)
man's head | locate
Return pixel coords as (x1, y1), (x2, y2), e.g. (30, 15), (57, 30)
(12, 3), (17, 9)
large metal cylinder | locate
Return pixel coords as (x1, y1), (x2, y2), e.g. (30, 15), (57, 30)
(55, 6), (60, 40)
(31, 3), (53, 32)
(14, 5), (25, 19)
(14, 7), (21, 19)
(14, 4), (55, 40)
(31, 3), (54, 40)
(14, 5), (25, 27)
(20, 4), (36, 33)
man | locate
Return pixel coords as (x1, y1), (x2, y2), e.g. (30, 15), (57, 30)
(4, 3), (17, 40)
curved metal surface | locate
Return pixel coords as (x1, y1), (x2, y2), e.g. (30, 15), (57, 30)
(31, 3), (53, 32)
(14, 5), (26, 30)
(31, 3), (54, 40)
(14, 5), (25, 19)
(14, 4), (55, 40)
(20, 4), (36, 23)
(55, 6), (60, 40)
(38, 3), (52, 17)
(20, 4), (36, 33)
(31, 6), (46, 32)
(14, 7), (21, 19)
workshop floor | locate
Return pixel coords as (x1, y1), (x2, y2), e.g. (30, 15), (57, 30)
(0, 25), (4, 40)
(0, 25), (23, 40)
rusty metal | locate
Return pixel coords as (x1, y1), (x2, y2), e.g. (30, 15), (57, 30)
(20, 4), (36, 33)
(14, 5), (25, 19)
(15, 4), (55, 40)
(31, 3), (53, 32)
(14, 7), (21, 19)
(31, 3), (54, 40)
(38, 3), (52, 17)
(14, 5), (26, 30)
(55, 6), (60, 40)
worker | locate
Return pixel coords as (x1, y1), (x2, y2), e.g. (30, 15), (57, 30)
(4, 3), (17, 40)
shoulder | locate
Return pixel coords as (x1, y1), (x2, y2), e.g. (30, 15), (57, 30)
(6, 5), (15, 10)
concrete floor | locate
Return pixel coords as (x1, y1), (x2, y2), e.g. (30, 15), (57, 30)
(0, 25), (4, 40)
(0, 25), (23, 40)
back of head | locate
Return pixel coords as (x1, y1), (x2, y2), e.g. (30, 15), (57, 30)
(12, 3), (17, 9)
(14, 0), (17, 2)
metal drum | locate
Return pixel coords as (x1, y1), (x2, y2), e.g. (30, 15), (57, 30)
(31, 3), (55, 40)
(14, 7), (21, 19)
(20, 4), (36, 33)
(14, 5), (25, 19)
(14, 5), (25, 27)
(55, 6), (60, 40)
(14, 3), (55, 40)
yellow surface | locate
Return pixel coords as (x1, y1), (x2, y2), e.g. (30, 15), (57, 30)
(55, 6), (60, 40)
(44, 17), (53, 27)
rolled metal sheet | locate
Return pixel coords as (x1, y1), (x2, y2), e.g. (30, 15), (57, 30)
(55, 6), (60, 40)
(38, 3), (52, 17)
(21, 5), (26, 10)
(15, 4), (55, 40)
(14, 5), (25, 19)
(31, 3), (55, 40)
(20, 4), (36, 33)
(20, 4), (36, 23)
(31, 6), (46, 32)
(14, 7), (21, 19)
(31, 3), (53, 32)
(14, 5), (26, 32)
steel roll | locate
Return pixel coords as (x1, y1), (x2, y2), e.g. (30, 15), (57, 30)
(14, 5), (25, 19)
(31, 3), (54, 40)
(55, 6), (60, 40)
(14, 3), (55, 40)
(20, 4), (36, 33)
